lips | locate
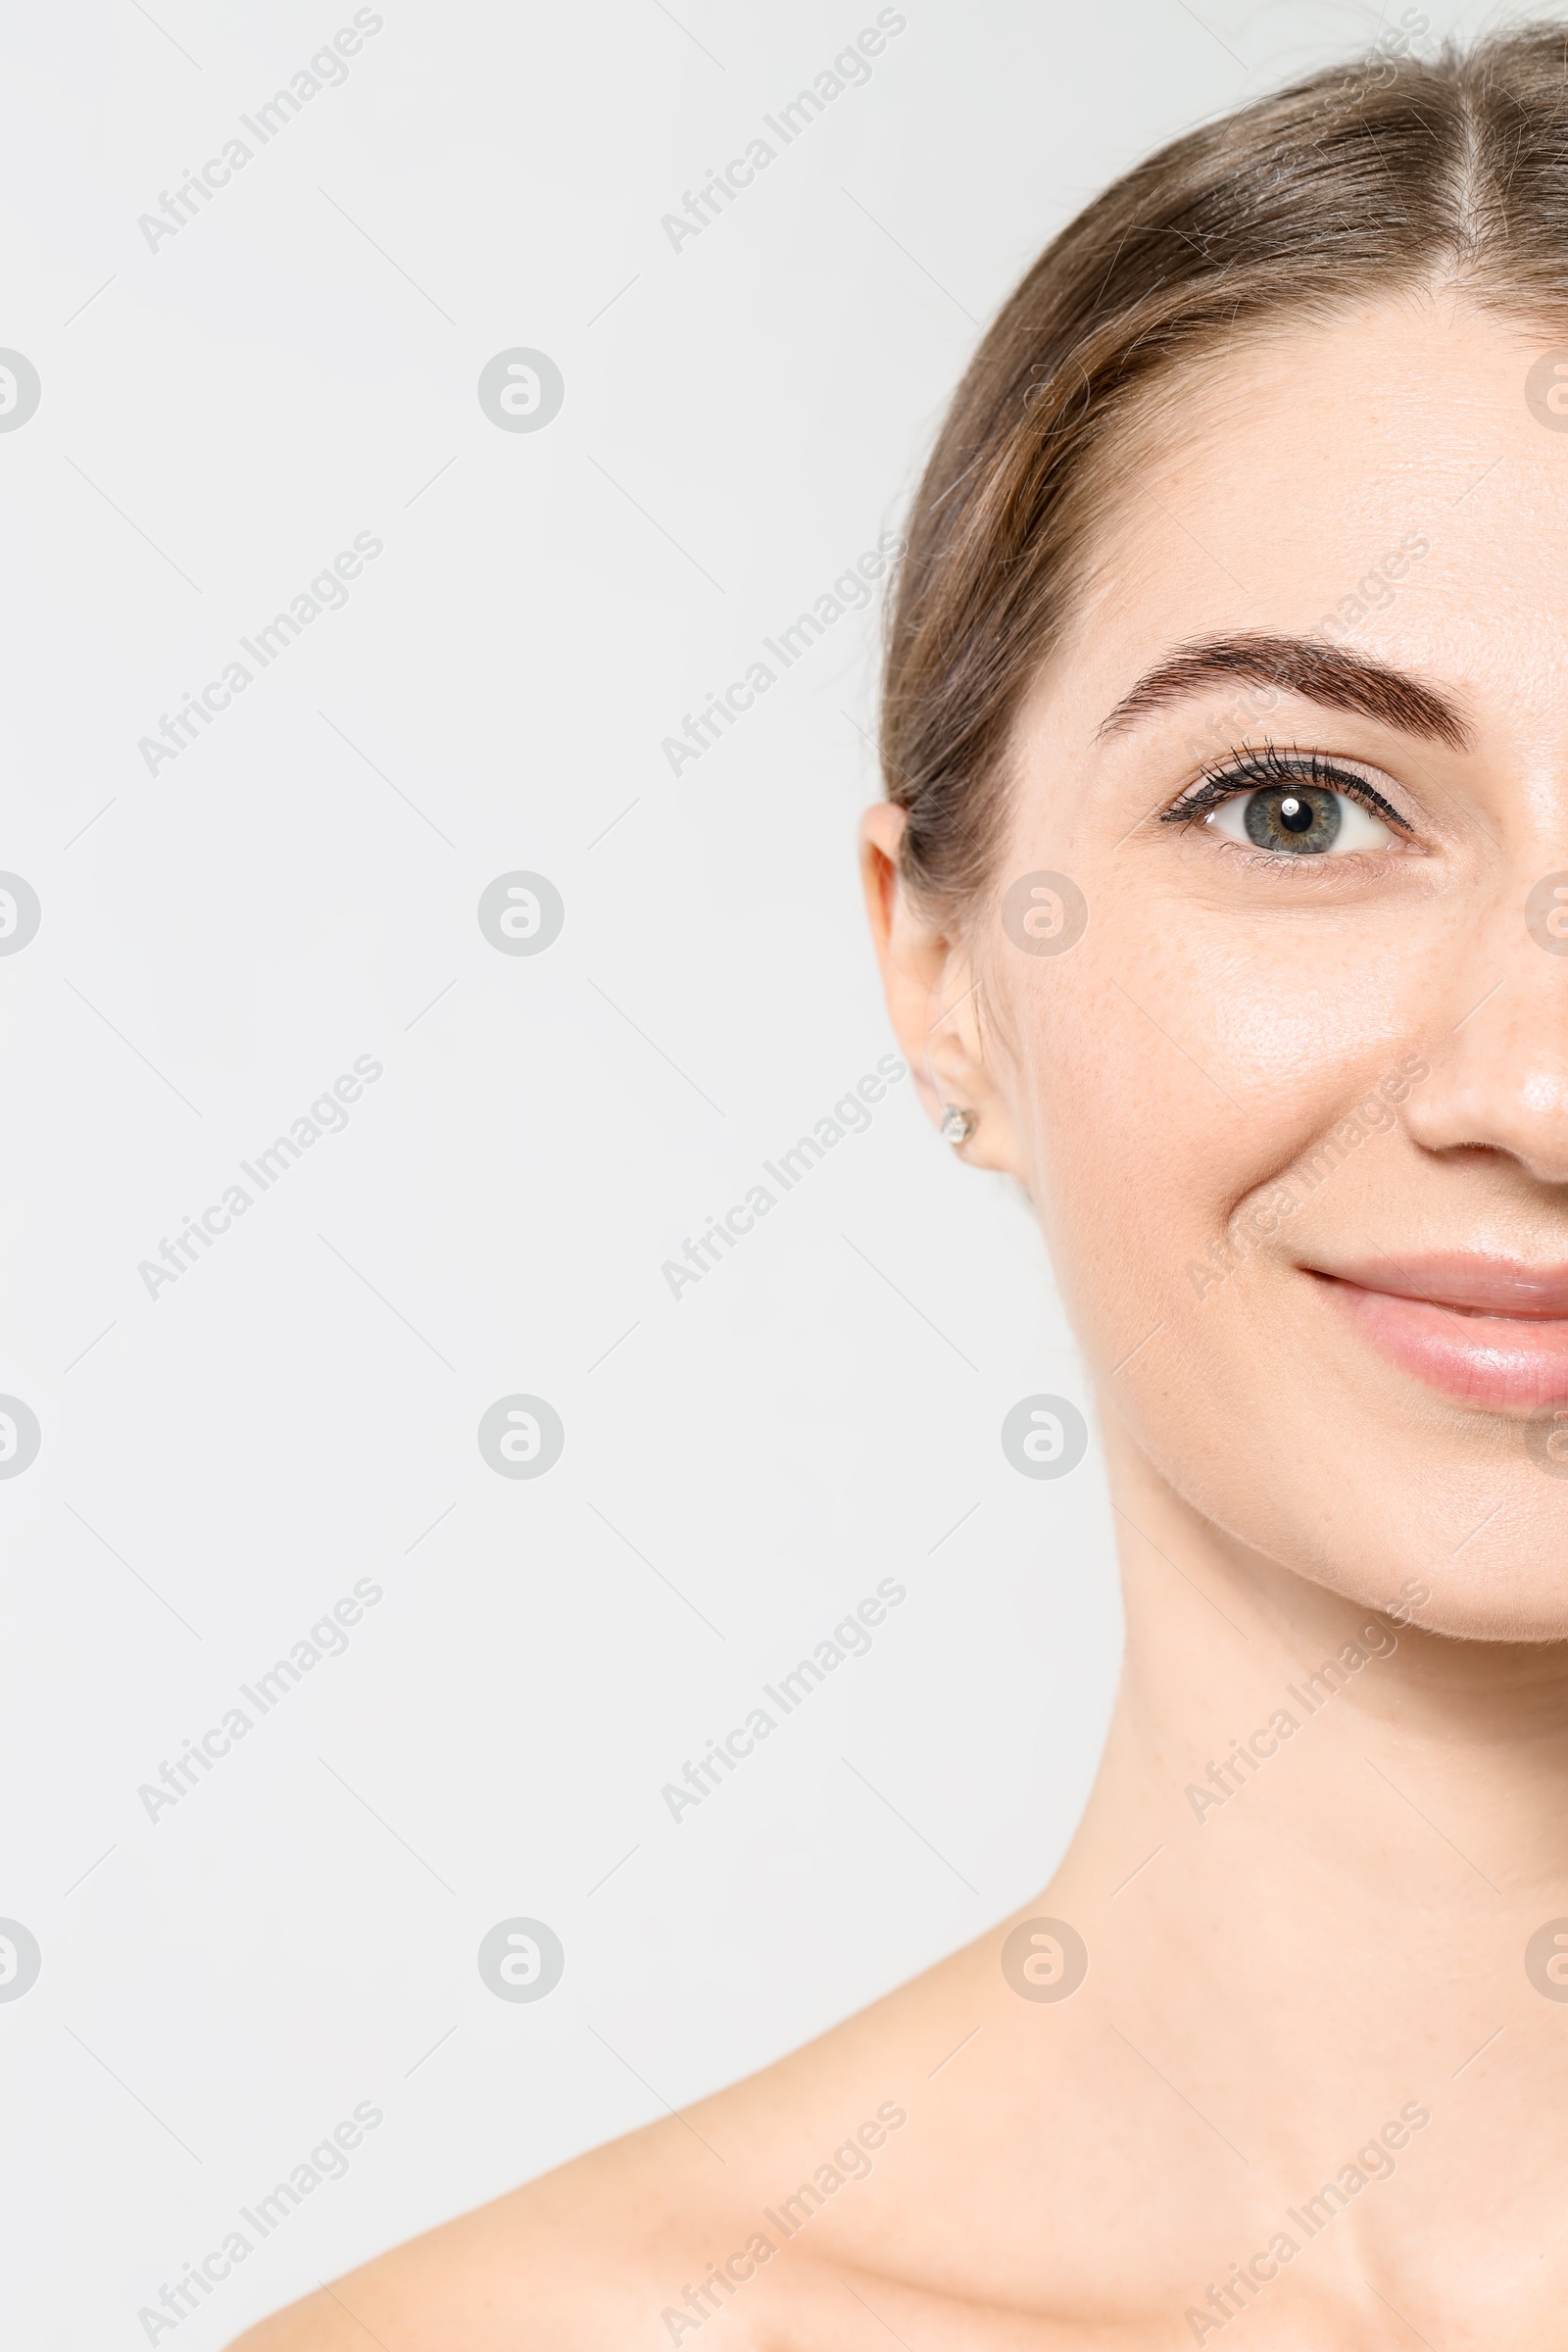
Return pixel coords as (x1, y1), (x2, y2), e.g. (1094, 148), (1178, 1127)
(1309, 1256), (1568, 1410)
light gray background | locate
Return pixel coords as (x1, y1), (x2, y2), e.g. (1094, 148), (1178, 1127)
(0, 0), (1540, 2340)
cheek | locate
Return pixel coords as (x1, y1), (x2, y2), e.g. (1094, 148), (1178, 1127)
(1007, 915), (1414, 1300)
(989, 890), (1494, 1606)
(996, 908), (1435, 1520)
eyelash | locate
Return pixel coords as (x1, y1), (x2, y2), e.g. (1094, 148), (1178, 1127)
(1159, 743), (1412, 838)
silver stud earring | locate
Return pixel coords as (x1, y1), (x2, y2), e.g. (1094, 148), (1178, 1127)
(940, 1105), (977, 1145)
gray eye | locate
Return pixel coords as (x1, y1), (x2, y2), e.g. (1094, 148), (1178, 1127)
(1208, 783), (1396, 855)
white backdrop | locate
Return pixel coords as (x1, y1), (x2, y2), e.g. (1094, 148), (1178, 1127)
(0, 0), (1533, 2341)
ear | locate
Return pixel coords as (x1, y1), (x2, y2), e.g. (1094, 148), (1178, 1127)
(858, 803), (1023, 1178)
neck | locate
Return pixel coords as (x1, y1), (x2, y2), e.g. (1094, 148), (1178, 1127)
(1050, 1411), (1568, 2190)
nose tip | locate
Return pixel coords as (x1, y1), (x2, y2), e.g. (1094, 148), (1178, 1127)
(1406, 1036), (1568, 1188)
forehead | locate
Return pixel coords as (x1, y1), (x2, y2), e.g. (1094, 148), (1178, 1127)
(1045, 298), (1568, 739)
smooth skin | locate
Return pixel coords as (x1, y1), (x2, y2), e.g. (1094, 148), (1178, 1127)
(233, 295), (1568, 2348)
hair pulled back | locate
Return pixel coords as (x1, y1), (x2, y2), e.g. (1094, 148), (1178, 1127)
(882, 24), (1568, 913)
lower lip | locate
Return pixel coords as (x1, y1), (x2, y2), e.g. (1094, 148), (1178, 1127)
(1314, 1276), (1568, 1411)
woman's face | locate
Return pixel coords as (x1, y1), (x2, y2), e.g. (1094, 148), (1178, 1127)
(902, 299), (1568, 1639)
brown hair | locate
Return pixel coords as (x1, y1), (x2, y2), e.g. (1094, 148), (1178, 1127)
(880, 22), (1568, 915)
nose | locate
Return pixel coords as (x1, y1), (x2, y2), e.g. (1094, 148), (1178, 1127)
(1405, 874), (1568, 1185)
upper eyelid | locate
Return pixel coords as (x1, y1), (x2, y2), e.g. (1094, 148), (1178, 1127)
(1159, 751), (1413, 833)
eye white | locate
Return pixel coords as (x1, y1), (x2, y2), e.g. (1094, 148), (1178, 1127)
(1206, 787), (1397, 853)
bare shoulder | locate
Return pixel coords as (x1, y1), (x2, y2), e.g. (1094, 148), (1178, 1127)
(222, 2107), (755, 2350)
(225, 1930), (1027, 2352)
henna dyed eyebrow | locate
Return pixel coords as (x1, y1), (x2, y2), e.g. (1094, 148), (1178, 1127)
(1097, 631), (1471, 750)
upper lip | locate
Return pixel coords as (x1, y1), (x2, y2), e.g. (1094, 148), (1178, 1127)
(1311, 1255), (1568, 1320)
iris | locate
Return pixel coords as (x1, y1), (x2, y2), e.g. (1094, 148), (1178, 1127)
(1244, 784), (1343, 853)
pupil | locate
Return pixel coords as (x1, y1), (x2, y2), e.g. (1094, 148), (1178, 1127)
(1279, 793), (1313, 833)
